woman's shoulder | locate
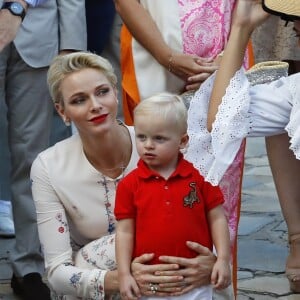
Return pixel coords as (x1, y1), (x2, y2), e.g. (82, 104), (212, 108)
(34, 134), (82, 167)
(287, 72), (300, 87)
(122, 124), (139, 172)
(268, 73), (300, 100)
(122, 123), (136, 146)
(124, 124), (135, 135)
(289, 72), (300, 80)
(270, 72), (300, 87)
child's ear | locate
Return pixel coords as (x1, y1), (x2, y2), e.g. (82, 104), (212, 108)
(180, 133), (189, 149)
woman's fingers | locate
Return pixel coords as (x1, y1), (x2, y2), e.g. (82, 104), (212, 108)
(132, 253), (180, 271)
(156, 242), (216, 288)
(132, 254), (185, 296)
(167, 284), (195, 297)
(186, 241), (216, 258)
(131, 253), (154, 264)
(131, 246), (216, 296)
(139, 278), (186, 297)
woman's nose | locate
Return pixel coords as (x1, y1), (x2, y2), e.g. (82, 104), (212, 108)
(90, 96), (102, 112)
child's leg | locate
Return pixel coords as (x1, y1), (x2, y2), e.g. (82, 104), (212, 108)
(265, 133), (300, 292)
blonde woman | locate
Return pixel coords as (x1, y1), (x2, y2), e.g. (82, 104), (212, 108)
(31, 52), (219, 299)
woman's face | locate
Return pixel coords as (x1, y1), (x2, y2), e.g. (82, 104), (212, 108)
(294, 20), (300, 47)
(56, 68), (118, 136)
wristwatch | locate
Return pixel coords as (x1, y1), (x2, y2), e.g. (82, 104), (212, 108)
(1, 2), (26, 21)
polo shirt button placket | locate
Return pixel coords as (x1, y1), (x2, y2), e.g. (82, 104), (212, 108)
(164, 184), (172, 217)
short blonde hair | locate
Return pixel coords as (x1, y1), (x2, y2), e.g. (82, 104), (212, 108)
(47, 51), (117, 104)
(134, 93), (187, 134)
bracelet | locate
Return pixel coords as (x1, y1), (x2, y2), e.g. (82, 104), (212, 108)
(168, 53), (174, 73)
(217, 50), (224, 58)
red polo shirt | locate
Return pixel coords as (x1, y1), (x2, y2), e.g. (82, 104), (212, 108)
(114, 155), (224, 264)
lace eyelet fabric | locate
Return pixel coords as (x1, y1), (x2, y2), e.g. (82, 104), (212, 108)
(285, 74), (300, 159)
(186, 69), (250, 186)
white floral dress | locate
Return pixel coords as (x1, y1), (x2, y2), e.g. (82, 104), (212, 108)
(186, 69), (300, 186)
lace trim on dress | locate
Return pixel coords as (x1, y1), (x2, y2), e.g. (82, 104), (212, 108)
(285, 74), (300, 159)
(186, 68), (250, 186)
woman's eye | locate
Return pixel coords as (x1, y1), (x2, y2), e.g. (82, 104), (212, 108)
(96, 88), (109, 96)
(71, 97), (85, 105)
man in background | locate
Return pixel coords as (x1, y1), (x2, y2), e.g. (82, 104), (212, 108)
(0, 0), (86, 299)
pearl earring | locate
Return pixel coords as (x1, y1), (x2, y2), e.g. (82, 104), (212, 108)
(64, 118), (71, 127)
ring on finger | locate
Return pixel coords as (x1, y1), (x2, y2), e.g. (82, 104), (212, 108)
(149, 283), (159, 294)
(182, 278), (188, 287)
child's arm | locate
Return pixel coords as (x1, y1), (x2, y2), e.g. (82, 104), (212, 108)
(207, 205), (231, 290)
(116, 218), (141, 299)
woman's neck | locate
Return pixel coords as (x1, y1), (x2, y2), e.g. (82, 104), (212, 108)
(81, 122), (132, 176)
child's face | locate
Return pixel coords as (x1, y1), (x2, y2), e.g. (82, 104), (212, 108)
(134, 115), (188, 174)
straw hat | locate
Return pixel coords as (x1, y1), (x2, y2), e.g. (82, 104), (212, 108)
(246, 60), (289, 85)
(262, 0), (300, 21)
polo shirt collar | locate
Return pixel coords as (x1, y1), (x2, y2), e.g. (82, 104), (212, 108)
(136, 153), (192, 179)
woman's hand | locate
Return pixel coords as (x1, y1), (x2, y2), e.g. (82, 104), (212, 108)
(156, 241), (216, 296)
(168, 52), (217, 87)
(131, 242), (216, 297)
(186, 57), (219, 91)
(131, 253), (185, 297)
(232, 0), (269, 31)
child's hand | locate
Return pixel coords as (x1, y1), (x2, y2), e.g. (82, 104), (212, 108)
(210, 258), (231, 290)
(120, 274), (141, 300)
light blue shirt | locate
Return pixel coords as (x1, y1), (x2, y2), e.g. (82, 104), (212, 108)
(25, 0), (47, 7)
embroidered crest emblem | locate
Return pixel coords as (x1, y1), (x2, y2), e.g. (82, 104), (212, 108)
(183, 182), (200, 208)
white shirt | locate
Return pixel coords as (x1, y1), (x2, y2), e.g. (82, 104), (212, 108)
(31, 126), (139, 299)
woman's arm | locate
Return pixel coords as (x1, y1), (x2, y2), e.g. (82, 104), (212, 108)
(207, 0), (269, 131)
(30, 156), (118, 299)
(114, 0), (214, 83)
(114, 0), (170, 66)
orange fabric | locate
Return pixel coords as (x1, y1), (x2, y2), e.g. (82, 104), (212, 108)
(231, 43), (254, 298)
(120, 25), (140, 125)
(232, 143), (245, 298)
(247, 40), (255, 67)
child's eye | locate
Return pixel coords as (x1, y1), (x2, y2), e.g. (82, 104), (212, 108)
(155, 136), (166, 142)
(136, 134), (146, 141)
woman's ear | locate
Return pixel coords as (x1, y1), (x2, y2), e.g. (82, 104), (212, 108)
(55, 102), (65, 119)
(55, 103), (71, 126)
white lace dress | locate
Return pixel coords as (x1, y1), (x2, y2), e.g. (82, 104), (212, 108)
(186, 68), (300, 186)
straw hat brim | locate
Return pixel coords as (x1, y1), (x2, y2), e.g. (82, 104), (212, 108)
(245, 61), (289, 85)
(263, 0), (300, 20)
